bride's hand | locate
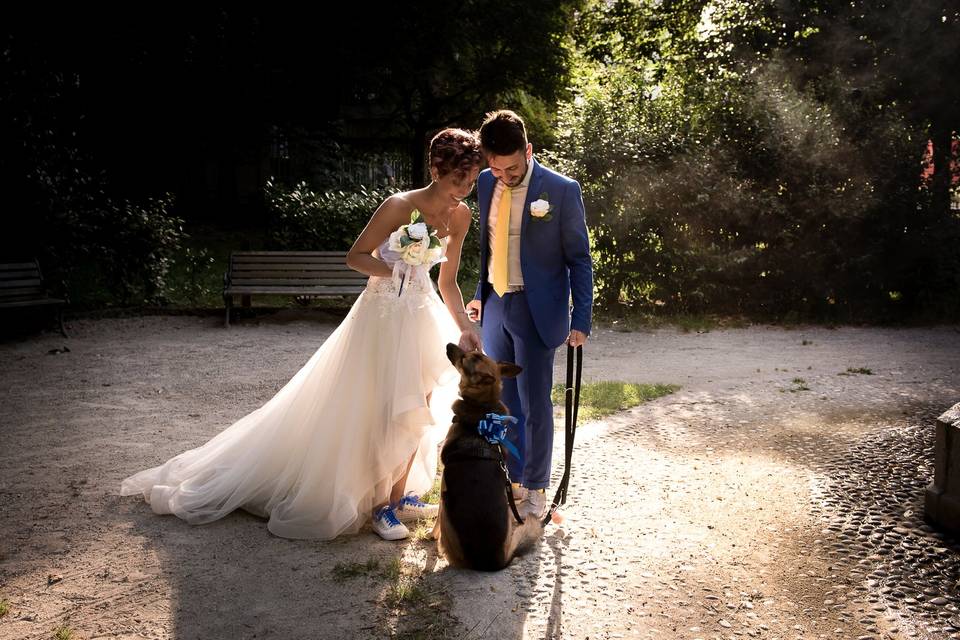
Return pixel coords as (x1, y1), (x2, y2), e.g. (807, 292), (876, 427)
(458, 327), (482, 352)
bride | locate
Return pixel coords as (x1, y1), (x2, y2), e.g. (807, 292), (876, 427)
(121, 128), (484, 541)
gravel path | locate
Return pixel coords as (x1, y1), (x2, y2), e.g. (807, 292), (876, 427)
(1, 314), (959, 639)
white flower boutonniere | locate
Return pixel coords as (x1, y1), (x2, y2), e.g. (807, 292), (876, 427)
(530, 192), (553, 222)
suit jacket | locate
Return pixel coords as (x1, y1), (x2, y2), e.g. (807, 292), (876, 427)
(474, 158), (593, 349)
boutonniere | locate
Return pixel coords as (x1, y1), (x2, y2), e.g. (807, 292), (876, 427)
(529, 192), (553, 222)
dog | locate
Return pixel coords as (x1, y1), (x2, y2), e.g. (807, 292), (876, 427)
(435, 343), (543, 571)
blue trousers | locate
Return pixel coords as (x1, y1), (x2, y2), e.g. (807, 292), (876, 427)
(481, 290), (556, 490)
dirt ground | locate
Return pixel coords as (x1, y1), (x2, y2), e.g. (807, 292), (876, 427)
(1, 312), (959, 640)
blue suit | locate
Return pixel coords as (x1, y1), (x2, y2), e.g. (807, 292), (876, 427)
(474, 158), (593, 489)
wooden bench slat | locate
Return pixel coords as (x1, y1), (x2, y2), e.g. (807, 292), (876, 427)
(1, 286), (47, 297)
(0, 262), (42, 271)
(231, 251), (348, 257)
(232, 263), (358, 272)
(232, 257), (349, 266)
(0, 270), (42, 280)
(231, 269), (367, 278)
(0, 297), (65, 308)
(225, 286), (366, 295)
(231, 278), (368, 286)
(0, 278), (44, 288)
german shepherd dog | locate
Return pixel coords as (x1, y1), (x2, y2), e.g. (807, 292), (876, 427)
(436, 343), (543, 571)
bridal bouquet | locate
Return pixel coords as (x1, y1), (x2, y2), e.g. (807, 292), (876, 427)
(388, 211), (444, 267)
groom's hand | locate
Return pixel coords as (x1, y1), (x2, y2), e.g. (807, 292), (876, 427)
(465, 299), (482, 323)
(567, 329), (587, 348)
(459, 327), (482, 352)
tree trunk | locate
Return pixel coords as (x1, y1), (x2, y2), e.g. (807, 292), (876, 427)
(930, 121), (954, 217)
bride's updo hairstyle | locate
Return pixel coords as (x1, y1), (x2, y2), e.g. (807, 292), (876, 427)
(429, 128), (483, 183)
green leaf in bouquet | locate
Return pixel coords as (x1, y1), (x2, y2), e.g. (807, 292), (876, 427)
(429, 236), (441, 249)
(411, 210), (424, 224)
(400, 235), (415, 247)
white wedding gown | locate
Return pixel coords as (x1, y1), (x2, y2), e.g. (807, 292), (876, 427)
(120, 235), (460, 539)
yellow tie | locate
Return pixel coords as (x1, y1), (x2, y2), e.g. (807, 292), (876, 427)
(492, 186), (512, 296)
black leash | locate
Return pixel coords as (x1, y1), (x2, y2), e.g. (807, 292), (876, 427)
(542, 344), (582, 526)
(498, 450), (526, 525)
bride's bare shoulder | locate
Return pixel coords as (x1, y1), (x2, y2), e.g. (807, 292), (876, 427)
(380, 191), (421, 214)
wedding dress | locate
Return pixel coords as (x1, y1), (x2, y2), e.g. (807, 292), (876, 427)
(120, 232), (460, 539)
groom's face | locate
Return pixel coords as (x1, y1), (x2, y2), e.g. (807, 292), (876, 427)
(487, 143), (533, 188)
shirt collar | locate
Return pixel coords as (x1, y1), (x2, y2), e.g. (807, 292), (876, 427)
(520, 156), (535, 188)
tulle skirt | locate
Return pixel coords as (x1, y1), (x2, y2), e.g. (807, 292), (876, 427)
(120, 273), (460, 539)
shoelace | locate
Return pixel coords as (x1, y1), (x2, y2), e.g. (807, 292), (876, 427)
(398, 493), (425, 508)
(377, 506), (402, 527)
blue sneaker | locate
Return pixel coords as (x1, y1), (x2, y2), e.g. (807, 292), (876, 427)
(394, 492), (439, 522)
(372, 505), (410, 541)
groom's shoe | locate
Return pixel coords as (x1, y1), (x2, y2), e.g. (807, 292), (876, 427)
(520, 488), (547, 520)
(373, 505), (410, 541)
(395, 492), (439, 522)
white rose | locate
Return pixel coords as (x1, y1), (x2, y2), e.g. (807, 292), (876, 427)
(407, 222), (429, 240)
(402, 242), (426, 265)
(425, 246), (443, 264)
(530, 199), (550, 217)
(388, 228), (405, 252)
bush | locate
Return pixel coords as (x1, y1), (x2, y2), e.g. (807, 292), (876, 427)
(264, 179), (396, 251)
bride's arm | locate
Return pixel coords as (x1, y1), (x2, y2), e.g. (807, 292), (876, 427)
(346, 196), (407, 278)
(437, 204), (475, 333)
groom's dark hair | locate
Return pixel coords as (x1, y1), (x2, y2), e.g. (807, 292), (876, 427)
(479, 110), (527, 157)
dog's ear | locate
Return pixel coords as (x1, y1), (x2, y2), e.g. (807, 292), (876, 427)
(498, 362), (522, 378)
(446, 343), (466, 367)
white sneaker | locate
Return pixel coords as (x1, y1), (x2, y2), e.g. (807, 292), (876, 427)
(372, 505), (410, 541)
(395, 493), (439, 522)
(511, 482), (527, 503)
(521, 488), (547, 520)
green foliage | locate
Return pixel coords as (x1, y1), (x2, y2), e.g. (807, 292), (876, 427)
(548, 0), (960, 321)
(264, 179), (396, 251)
(35, 175), (184, 307)
(90, 195), (185, 305)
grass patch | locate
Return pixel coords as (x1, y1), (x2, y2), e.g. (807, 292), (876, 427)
(385, 577), (428, 609)
(332, 558), (382, 580)
(54, 626), (74, 640)
(786, 377), (810, 392)
(843, 367), (873, 375)
(382, 557), (402, 582)
(0, 599), (9, 617)
(551, 381), (679, 421)
(420, 463), (442, 505)
(410, 519), (436, 542)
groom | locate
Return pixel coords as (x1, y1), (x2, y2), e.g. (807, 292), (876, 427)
(459, 109), (593, 520)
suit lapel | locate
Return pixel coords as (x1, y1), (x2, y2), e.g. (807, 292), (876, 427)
(521, 159), (545, 243)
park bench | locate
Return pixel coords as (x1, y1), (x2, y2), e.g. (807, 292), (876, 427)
(222, 251), (368, 327)
(0, 259), (68, 336)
